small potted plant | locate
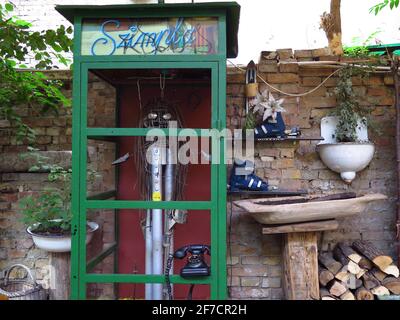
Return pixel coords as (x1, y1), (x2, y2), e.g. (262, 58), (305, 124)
(317, 65), (376, 183)
(19, 148), (99, 252)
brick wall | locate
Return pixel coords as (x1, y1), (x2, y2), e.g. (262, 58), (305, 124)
(0, 49), (397, 299)
(0, 73), (117, 298)
(226, 48), (397, 300)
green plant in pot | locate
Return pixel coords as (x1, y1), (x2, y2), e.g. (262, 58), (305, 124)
(19, 148), (99, 252)
(316, 65), (376, 183)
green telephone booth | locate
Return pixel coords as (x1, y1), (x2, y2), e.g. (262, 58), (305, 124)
(56, 2), (240, 300)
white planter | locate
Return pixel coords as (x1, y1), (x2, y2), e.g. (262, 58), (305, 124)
(316, 142), (375, 183)
(27, 221), (99, 253)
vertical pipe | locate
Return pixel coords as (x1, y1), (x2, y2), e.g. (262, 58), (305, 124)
(145, 209), (153, 300)
(164, 148), (175, 298)
(393, 60), (400, 266)
(151, 146), (163, 300)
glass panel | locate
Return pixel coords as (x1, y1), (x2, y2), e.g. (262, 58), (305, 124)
(86, 209), (211, 290)
(87, 68), (212, 129)
(87, 283), (117, 300)
(82, 17), (219, 56)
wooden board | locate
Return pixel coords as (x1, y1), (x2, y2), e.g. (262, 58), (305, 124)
(262, 219), (339, 234)
(234, 193), (387, 225)
(283, 232), (319, 300)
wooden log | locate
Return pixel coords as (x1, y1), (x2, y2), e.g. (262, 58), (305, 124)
(352, 240), (393, 271)
(355, 286), (374, 300)
(335, 266), (350, 282)
(371, 268), (388, 282)
(319, 267), (335, 286)
(362, 272), (380, 290)
(382, 265), (400, 278)
(283, 232), (319, 300)
(319, 252), (342, 275)
(347, 261), (362, 275)
(262, 219), (339, 235)
(340, 290), (355, 300)
(358, 257), (373, 270)
(321, 296), (337, 300)
(333, 244), (349, 266)
(327, 280), (347, 297)
(371, 285), (390, 297)
(382, 277), (400, 294)
(320, 288), (336, 300)
(347, 274), (363, 290)
(49, 252), (70, 300)
(337, 242), (362, 263)
(356, 268), (367, 279)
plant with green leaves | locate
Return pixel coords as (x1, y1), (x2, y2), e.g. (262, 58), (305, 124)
(370, 0), (399, 15)
(19, 148), (99, 235)
(0, 2), (73, 143)
(343, 30), (382, 58)
(331, 65), (373, 142)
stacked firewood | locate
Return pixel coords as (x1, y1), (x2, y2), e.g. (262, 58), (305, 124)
(319, 241), (400, 300)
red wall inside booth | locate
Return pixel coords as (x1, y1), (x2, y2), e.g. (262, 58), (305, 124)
(116, 80), (212, 300)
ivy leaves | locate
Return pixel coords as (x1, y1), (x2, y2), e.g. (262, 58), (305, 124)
(370, 0), (399, 15)
(0, 1), (73, 143)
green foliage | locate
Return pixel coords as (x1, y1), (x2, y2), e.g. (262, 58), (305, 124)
(19, 147), (100, 234)
(19, 147), (73, 234)
(331, 66), (371, 142)
(343, 31), (382, 58)
(244, 112), (256, 130)
(0, 2), (73, 143)
(370, 0), (399, 15)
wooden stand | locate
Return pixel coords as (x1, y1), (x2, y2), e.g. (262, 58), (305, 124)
(263, 219), (339, 300)
(49, 252), (70, 300)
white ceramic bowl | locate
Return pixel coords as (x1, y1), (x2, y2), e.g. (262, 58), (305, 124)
(316, 142), (375, 183)
(27, 221), (99, 253)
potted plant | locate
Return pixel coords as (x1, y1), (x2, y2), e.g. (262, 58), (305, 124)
(19, 148), (99, 252)
(316, 65), (376, 183)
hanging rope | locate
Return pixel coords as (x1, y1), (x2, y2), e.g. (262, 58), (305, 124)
(227, 59), (343, 98)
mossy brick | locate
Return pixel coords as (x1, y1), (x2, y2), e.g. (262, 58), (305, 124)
(241, 256), (261, 265)
(262, 256), (281, 266)
(279, 62), (299, 73)
(241, 277), (261, 287)
(258, 62), (278, 73)
(267, 73), (299, 84)
(282, 169), (301, 179)
(294, 49), (313, 58)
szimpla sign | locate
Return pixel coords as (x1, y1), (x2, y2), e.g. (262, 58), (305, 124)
(81, 17), (219, 56)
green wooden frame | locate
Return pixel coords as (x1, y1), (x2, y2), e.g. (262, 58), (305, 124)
(63, 3), (236, 300)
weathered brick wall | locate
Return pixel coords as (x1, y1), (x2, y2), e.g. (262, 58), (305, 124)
(0, 49), (397, 300)
(226, 48), (397, 300)
(0, 73), (117, 297)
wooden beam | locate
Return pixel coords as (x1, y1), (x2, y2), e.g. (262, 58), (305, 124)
(262, 219), (339, 235)
(283, 232), (319, 300)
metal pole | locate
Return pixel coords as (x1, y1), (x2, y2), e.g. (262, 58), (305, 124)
(151, 146), (163, 300)
(145, 209), (153, 300)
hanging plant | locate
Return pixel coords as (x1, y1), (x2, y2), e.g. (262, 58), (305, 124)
(331, 65), (373, 142)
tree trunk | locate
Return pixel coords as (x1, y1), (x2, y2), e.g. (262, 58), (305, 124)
(320, 0), (343, 55)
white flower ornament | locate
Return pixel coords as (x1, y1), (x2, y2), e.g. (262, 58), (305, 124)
(250, 90), (285, 121)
